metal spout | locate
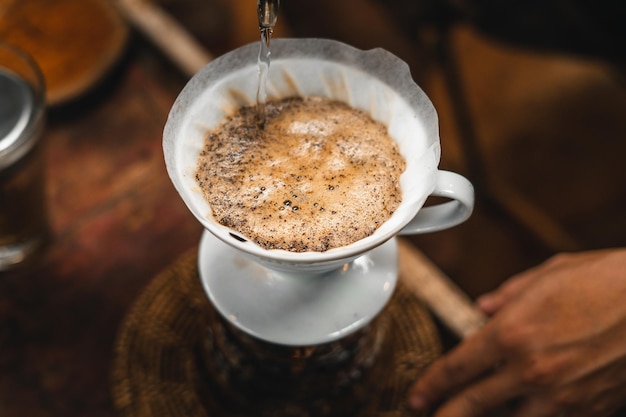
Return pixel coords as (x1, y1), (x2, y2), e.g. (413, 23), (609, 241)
(257, 0), (280, 29)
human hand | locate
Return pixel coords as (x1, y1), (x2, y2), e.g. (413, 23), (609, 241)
(408, 248), (626, 417)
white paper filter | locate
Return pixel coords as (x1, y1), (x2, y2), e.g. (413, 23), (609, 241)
(164, 38), (441, 258)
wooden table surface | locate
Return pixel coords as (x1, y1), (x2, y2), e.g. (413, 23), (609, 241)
(0, 42), (206, 416)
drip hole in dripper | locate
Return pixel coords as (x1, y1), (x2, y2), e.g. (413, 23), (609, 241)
(229, 233), (248, 243)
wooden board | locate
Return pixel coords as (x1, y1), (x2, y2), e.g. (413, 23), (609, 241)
(0, 0), (129, 106)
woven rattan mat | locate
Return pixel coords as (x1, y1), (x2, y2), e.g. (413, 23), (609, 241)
(111, 248), (441, 417)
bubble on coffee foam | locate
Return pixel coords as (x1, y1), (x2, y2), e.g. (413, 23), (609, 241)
(287, 120), (334, 137)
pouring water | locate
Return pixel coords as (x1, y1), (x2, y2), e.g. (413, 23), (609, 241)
(256, 0), (280, 127)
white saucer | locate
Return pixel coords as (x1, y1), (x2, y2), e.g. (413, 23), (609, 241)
(198, 231), (398, 346)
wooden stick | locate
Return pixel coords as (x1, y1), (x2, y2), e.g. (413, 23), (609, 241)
(115, 0), (213, 77)
(398, 238), (487, 339)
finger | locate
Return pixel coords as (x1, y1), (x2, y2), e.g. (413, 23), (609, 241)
(408, 324), (502, 410)
(477, 271), (536, 315)
(478, 252), (585, 316)
(432, 364), (525, 417)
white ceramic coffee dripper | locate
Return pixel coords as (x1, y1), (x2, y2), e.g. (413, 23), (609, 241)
(163, 38), (474, 346)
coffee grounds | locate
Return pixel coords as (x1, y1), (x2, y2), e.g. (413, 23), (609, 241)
(195, 96), (405, 252)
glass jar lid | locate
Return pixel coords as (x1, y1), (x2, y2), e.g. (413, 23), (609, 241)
(0, 45), (45, 171)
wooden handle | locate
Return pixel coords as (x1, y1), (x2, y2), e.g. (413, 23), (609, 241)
(397, 238), (487, 339)
(116, 0), (213, 77)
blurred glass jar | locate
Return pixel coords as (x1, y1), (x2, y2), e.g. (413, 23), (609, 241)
(0, 42), (47, 271)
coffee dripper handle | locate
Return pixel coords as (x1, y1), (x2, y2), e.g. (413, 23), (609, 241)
(398, 170), (474, 235)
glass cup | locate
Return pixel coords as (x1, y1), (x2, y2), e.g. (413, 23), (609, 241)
(163, 38), (474, 276)
(0, 42), (47, 271)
